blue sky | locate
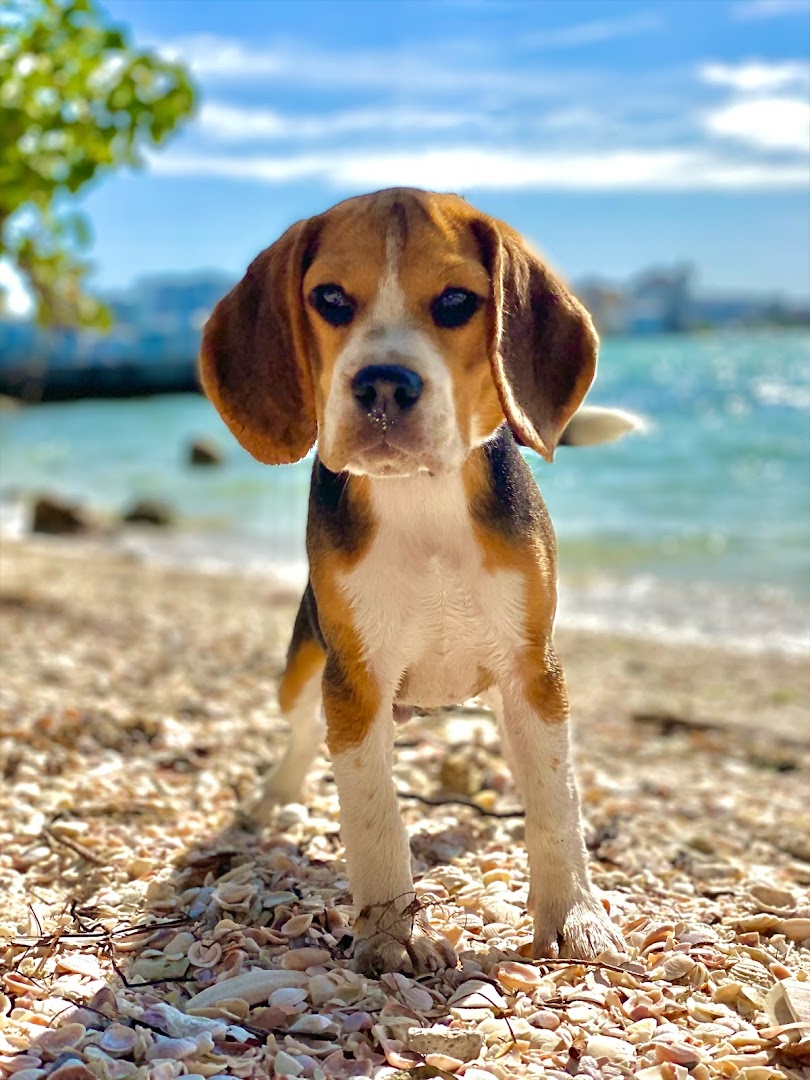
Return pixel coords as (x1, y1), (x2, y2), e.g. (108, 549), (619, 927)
(73, 0), (810, 300)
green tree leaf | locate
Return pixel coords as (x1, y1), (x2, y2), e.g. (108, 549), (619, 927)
(0, 0), (196, 326)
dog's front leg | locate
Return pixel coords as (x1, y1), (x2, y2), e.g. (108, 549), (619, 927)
(498, 650), (625, 959)
(324, 662), (455, 976)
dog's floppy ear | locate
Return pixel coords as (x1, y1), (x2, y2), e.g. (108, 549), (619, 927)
(473, 218), (598, 462)
(199, 219), (318, 465)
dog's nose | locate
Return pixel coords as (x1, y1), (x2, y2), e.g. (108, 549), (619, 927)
(351, 364), (423, 414)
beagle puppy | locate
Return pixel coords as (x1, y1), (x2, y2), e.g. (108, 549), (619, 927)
(200, 187), (631, 975)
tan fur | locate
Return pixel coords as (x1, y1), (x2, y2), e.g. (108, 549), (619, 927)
(463, 453), (566, 722)
(201, 188), (628, 974)
(278, 638), (325, 715)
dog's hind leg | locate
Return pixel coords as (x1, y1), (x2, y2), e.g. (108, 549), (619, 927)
(252, 584), (326, 821)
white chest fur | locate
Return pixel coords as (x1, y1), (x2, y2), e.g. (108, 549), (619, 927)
(339, 471), (527, 706)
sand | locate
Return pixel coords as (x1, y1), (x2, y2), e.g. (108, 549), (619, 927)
(1, 538), (808, 1079)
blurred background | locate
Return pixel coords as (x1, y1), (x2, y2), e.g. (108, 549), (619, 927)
(1, 0), (808, 653)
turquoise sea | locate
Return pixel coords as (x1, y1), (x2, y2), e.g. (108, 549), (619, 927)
(1, 330), (808, 653)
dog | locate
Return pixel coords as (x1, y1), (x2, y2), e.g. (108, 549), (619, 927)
(200, 187), (635, 975)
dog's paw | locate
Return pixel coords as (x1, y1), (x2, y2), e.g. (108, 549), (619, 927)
(531, 893), (625, 960)
(353, 926), (456, 976)
(352, 904), (456, 976)
(244, 773), (307, 826)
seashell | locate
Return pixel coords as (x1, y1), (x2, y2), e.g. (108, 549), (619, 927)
(280, 913), (314, 937)
(263, 891), (299, 909)
(147, 1063), (179, 1080)
(400, 983), (434, 1013)
(144, 1035), (202, 1061)
(6, 1070), (46, 1080)
(280, 947), (330, 970)
(162, 931), (196, 956)
(425, 1053), (464, 1071)
(341, 1011), (373, 1032)
(3, 972), (48, 999)
(586, 1034), (635, 1063)
(274, 1049), (305, 1076)
(55, 954), (103, 978)
(496, 961), (544, 992)
(186, 968), (308, 1010)
(734, 914), (780, 933)
(129, 955), (189, 981)
(249, 1005), (287, 1029)
(308, 974), (338, 1006)
(377, 1038), (420, 1070)
(447, 979), (507, 1011)
(654, 1040), (707, 1065)
(289, 1015), (340, 1036)
(640, 924), (675, 952)
(748, 883), (797, 910)
(48, 1066), (96, 1080)
(138, 1003), (227, 1040)
(187, 941), (222, 968)
(775, 918), (810, 942)
(37, 1024), (86, 1059)
(2, 1055), (41, 1073)
(527, 1008), (561, 1030)
(100, 1024), (139, 1056)
(212, 882), (255, 911)
(656, 954), (695, 981)
(269, 987), (308, 1008)
(478, 895), (523, 928)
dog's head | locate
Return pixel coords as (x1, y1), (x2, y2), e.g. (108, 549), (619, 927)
(200, 188), (598, 477)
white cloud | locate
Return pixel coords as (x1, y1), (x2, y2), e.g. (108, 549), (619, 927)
(148, 145), (809, 192)
(699, 60), (810, 92)
(705, 95), (810, 151)
(158, 33), (553, 95)
(524, 10), (663, 49)
(198, 102), (486, 142)
(731, 0), (810, 19)
(0, 261), (33, 317)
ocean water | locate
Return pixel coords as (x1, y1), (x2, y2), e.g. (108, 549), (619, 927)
(1, 330), (808, 653)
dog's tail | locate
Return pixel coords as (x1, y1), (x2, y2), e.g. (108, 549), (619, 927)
(559, 406), (645, 448)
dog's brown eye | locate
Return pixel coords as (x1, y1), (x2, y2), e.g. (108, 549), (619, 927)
(310, 284), (355, 327)
(431, 288), (479, 329)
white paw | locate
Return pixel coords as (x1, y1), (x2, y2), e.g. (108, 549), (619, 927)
(531, 891), (625, 960)
(244, 773), (307, 826)
(352, 904), (457, 976)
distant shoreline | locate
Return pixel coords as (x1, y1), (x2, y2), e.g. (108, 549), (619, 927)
(1, 325), (808, 404)
(3, 528), (807, 660)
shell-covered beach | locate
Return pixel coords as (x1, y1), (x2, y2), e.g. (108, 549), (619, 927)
(1, 539), (808, 1079)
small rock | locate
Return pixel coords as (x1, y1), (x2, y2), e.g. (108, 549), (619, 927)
(408, 1026), (484, 1062)
(188, 438), (222, 466)
(122, 499), (174, 526)
(32, 495), (91, 534)
(440, 750), (483, 796)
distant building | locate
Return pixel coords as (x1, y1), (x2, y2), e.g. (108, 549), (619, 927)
(0, 272), (232, 366)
